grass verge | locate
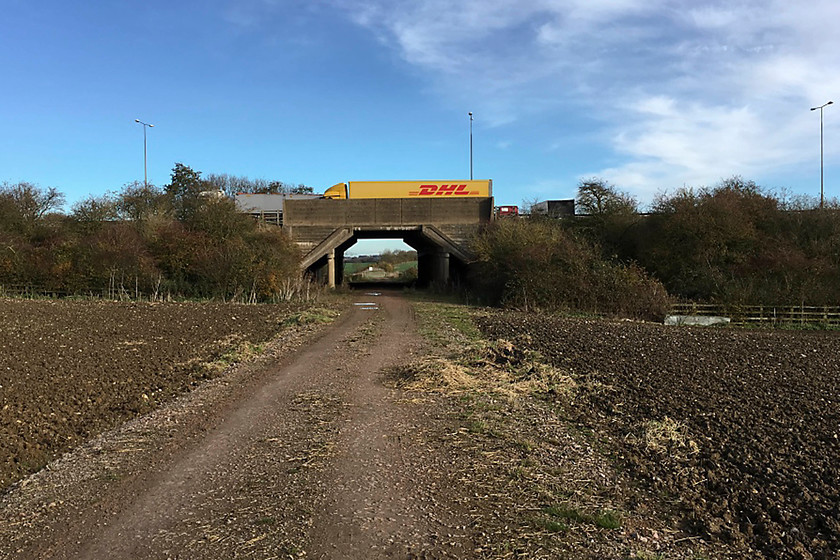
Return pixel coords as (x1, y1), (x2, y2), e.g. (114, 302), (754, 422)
(403, 298), (724, 560)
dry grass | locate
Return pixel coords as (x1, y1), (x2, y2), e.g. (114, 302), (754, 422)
(404, 298), (726, 559)
(625, 417), (699, 456)
(393, 338), (576, 402)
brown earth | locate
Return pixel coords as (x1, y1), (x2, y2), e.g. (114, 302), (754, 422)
(0, 293), (477, 559)
(476, 313), (840, 560)
(2, 294), (835, 559)
(0, 299), (320, 490)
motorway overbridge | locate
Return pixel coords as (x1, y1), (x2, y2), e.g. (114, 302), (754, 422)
(283, 197), (493, 287)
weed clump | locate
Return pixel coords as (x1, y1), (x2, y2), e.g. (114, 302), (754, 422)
(625, 417), (699, 457)
(392, 338), (575, 400)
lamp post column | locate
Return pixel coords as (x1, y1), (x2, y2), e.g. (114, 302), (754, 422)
(469, 112), (474, 180)
(134, 119), (154, 187)
(810, 101), (833, 209)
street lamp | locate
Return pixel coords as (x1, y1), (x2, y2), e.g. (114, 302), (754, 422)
(134, 119), (154, 187)
(469, 112), (474, 180)
(810, 101), (833, 209)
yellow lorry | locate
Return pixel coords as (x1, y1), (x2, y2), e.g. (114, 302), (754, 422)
(322, 180), (492, 199)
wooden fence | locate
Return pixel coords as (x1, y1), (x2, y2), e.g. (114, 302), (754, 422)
(670, 302), (840, 328)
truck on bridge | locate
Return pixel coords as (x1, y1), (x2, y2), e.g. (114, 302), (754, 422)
(322, 180), (492, 199)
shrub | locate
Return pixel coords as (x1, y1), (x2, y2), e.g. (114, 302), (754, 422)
(469, 218), (669, 321)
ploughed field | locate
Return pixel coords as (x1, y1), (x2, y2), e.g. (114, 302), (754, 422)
(476, 313), (840, 560)
(0, 299), (309, 490)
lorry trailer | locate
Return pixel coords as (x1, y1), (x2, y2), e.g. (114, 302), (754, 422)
(322, 180), (492, 199)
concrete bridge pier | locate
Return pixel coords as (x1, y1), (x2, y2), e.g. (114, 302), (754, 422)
(436, 250), (450, 285)
(326, 250), (336, 289)
(415, 249), (453, 286)
(319, 249), (345, 288)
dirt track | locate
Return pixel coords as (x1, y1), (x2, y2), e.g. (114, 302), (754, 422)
(0, 294), (471, 559)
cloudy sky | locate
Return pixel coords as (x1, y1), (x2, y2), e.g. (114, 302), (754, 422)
(2, 0), (839, 216)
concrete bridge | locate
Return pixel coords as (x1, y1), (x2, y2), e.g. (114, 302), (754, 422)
(283, 197), (493, 287)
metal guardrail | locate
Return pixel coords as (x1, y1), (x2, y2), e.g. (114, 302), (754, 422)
(671, 303), (840, 327)
(246, 210), (282, 226)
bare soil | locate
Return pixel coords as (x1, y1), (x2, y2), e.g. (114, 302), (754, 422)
(3, 295), (835, 559)
(0, 299), (317, 489)
(476, 312), (840, 560)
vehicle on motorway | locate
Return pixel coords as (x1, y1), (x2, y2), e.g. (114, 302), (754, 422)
(322, 180), (492, 199)
(495, 205), (519, 217)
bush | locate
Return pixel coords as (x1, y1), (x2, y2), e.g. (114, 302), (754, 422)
(0, 167), (305, 301)
(469, 218), (669, 321)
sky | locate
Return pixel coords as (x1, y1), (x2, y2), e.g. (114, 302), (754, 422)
(2, 0), (840, 254)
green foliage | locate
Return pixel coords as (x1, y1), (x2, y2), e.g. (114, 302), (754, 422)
(165, 162), (209, 224)
(377, 249), (417, 266)
(378, 261), (395, 273)
(469, 218), (669, 321)
(543, 504), (621, 529)
(400, 265), (418, 282)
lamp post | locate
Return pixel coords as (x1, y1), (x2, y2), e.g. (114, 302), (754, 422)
(469, 112), (474, 180)
(810, 101), (833, 209)
(134, 119), (154, 187)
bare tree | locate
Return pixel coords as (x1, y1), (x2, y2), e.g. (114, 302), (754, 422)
(576, 178), (637, 215)
(0, 181), (65, 221)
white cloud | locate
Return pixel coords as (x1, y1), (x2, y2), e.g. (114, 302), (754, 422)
(324, 0), (840, 198)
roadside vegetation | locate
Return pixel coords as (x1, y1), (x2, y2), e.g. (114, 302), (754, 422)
(6, 169), (840, 314)
(0, 164), (304, 301)
(568, 176), (840, 306)
(469, 176), (840, 319)
(469, 217), (668, 320)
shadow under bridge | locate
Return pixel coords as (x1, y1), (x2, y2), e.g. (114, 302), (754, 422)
(283, 198), (493, 287)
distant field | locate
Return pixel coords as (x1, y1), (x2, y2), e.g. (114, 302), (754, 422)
(344, 261), (417, 279)
(343, 262), (370, 275)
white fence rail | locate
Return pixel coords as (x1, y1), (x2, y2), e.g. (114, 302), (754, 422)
(671, 303), (840, 327)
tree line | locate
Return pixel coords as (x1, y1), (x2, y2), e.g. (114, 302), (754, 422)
(0, 164), (304, 301)
(470, 176), (840, 318)
(5, 166), (838, 314)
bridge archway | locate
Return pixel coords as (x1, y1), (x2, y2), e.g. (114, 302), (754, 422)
(304, 226), (470, 288)
(284, 197), (492, 288)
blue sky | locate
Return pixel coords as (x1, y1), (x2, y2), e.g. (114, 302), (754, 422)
(3, 0), (840, 253)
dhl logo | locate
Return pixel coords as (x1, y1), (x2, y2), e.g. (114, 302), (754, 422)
(408, 184), (480, 196)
